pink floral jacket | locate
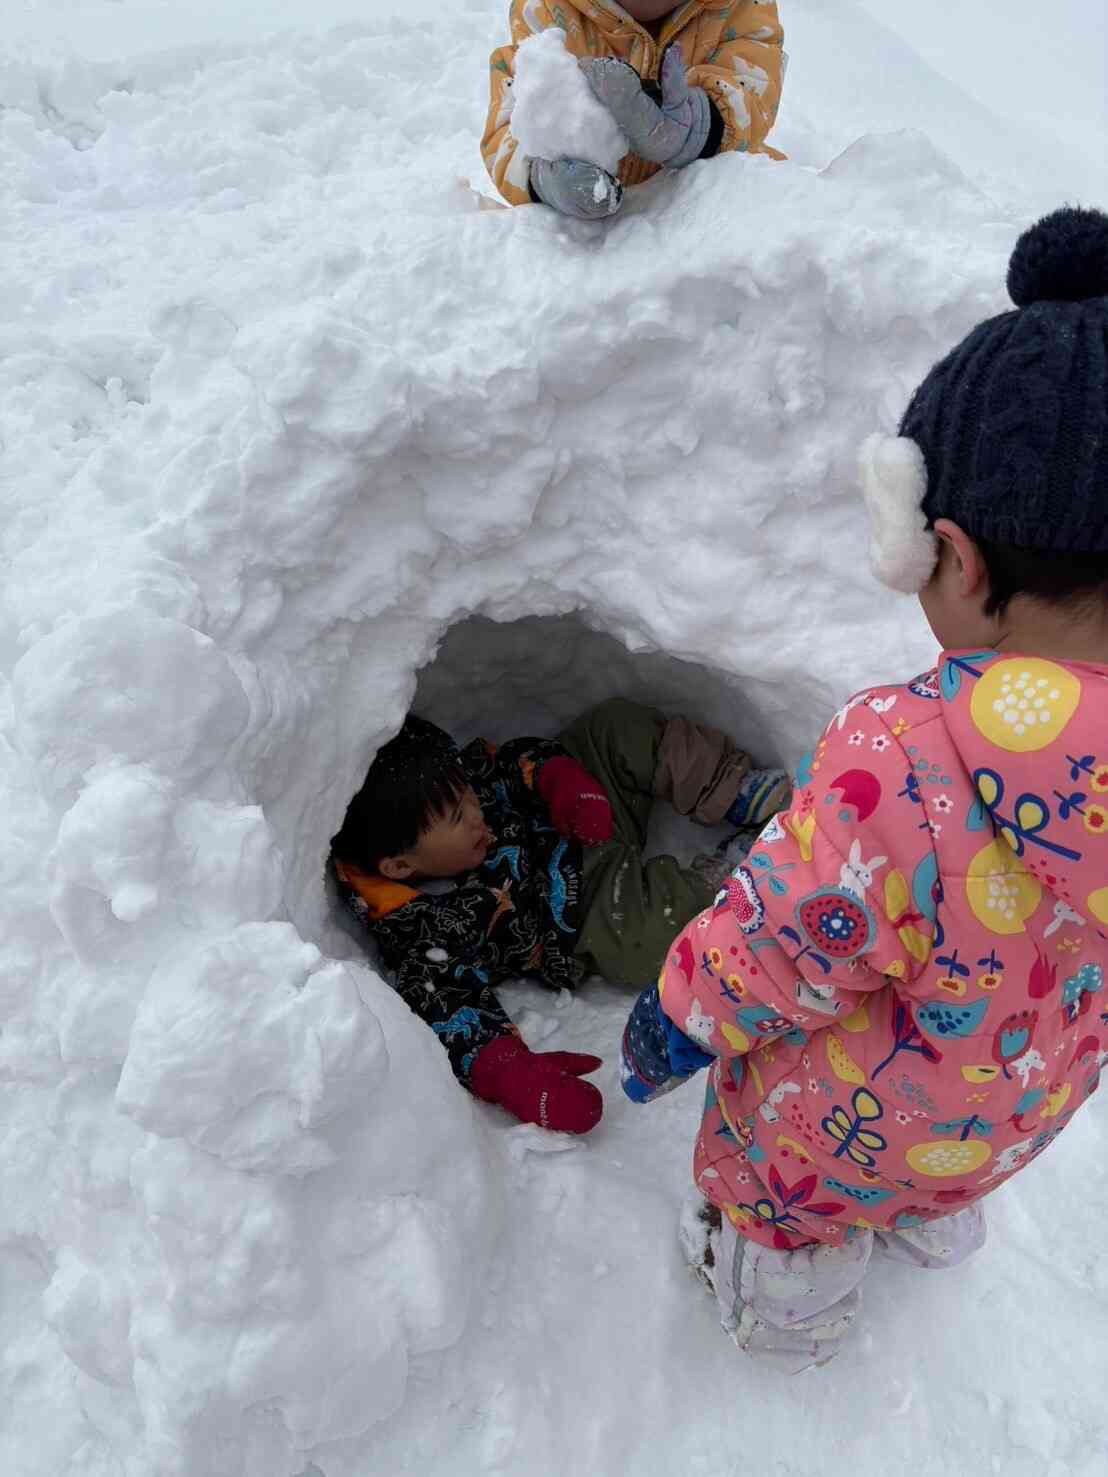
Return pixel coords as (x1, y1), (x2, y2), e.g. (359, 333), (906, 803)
(658, 651), (1108, 1249)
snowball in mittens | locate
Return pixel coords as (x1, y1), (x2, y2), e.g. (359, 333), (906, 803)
(511, 27), (629, 174)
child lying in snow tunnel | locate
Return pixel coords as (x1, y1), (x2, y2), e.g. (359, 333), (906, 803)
(619, 207), (1108, 1373)
(482, 0), (786, 219)
(331, 699), (790, 1133)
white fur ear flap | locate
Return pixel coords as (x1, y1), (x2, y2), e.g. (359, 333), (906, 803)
(859, 433), (939, 594)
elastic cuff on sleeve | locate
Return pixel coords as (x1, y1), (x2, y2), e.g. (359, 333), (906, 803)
(699, 99), (725, 160)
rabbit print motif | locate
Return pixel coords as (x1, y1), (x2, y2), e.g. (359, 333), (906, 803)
(839, 840), (887, 899)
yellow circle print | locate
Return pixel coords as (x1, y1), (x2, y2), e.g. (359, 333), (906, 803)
(1087, 886), (1108, 926)
(906, 1140), (992, 1177)
(970, 659), (1081, 752)
(966, 840), (1042, 934)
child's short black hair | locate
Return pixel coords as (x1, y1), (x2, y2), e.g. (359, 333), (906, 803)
(332, 715), (467, 872)
(978, 539), (1108, 620)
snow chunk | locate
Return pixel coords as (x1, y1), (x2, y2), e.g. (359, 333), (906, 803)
(12, 611), (249, 804)
(49, 767), (283, 970)
(117, 922), (386, 1174)
(43, 1249), (133, 1389)
(511, 27), (628, 173)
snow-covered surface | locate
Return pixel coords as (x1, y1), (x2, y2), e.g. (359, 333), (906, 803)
(510, 27), (629, 174)
(854, 0), (1107, 206)
(1, 0), (1106, 1473)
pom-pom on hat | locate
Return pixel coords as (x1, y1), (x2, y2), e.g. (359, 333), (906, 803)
(1006, 205), (1108, 306)
(863, 206), (1108, 591)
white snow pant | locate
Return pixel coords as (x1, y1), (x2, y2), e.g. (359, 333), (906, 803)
(710, 1203), (986, 1373)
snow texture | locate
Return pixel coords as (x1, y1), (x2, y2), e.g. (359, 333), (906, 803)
(510, 26), (629, 173)
(0, 0), (1105, 1474)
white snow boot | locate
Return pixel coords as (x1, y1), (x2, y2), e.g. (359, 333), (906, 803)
(712, 1211), (872, 1374)
(678, 1188), (723, 1294)
(872, 1203), (987, 1270)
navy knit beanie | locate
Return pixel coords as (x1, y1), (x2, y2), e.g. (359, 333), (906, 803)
(899, 206), (1108, 552)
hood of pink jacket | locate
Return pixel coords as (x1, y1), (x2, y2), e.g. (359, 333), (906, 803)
(938, 650), (1108, 934)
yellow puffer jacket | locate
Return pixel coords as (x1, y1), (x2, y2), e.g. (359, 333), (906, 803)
(482, 0), (786, 207)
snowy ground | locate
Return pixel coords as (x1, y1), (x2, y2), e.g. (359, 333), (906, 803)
(1, 1), (1107, 1474)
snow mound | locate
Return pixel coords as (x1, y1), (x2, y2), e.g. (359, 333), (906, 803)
(117, 923), (384, 1173)
(1, 2), (1098, 1474)
(510, 25), (628, 173)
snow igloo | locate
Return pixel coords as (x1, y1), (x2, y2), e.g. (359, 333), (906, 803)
(0, 9), (1041, 1473)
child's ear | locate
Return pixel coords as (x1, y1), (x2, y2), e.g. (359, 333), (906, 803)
(379, 854), (414, 881)
(933, 519), (988, 599)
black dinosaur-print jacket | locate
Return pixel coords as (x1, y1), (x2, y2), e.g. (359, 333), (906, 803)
(333, 736), (585, 1082)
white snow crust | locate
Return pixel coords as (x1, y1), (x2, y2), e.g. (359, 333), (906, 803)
(0, 0), (1105, 1474)
(510, 26), (629, 174)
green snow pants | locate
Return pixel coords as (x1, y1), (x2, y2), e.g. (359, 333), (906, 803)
(559, 698), (744, 987)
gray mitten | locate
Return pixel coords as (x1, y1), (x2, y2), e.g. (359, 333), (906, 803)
(529, 157), (624, 220)
(580, 46), (710, 169)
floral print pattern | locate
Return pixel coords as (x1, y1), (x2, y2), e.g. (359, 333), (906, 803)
(659, 650), (1108, 1251)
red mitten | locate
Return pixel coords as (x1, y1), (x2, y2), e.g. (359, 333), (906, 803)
(470, 1035), (604, 1134)
(537, 757), (614, 846)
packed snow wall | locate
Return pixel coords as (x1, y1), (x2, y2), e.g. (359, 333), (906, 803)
(0, 5), (1052, 1474)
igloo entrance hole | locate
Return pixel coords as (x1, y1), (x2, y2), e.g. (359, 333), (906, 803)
(319, 605), (794, 976)
(317, 609), (795, 955)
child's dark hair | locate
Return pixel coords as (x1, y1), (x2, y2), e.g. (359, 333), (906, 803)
(332, 716), (466, 872)
(977, 539), (1108, 620)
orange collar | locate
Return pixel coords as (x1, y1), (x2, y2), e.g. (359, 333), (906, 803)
(334, 859), (419, 920)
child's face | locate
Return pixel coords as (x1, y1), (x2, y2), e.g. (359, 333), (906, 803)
(621, 0), (679, 23)
(385, 786), (494, 880)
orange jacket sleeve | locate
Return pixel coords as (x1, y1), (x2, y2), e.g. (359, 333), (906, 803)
(685, 0), (786, 157)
